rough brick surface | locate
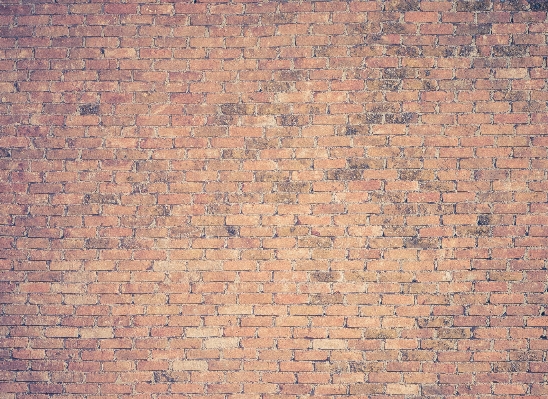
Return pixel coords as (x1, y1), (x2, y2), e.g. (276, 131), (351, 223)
(1, 0), (548, 397)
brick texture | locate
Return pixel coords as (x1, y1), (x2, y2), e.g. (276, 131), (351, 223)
(1, 0), (548, 397)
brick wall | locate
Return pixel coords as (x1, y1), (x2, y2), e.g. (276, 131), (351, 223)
(1, 0), (548, 397)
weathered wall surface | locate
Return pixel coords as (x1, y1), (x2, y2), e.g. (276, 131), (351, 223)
(1, 0), (548, 397)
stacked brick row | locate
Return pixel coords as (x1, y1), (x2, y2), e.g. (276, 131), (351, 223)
(1, 0), (548, 397)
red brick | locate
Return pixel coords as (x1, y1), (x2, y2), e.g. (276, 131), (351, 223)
(0, 2), (546, 396)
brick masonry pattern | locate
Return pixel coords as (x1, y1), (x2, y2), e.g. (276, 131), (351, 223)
(1, 0), (548, 398)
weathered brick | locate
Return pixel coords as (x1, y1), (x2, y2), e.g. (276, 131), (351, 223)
(1, 1), (546, 396)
